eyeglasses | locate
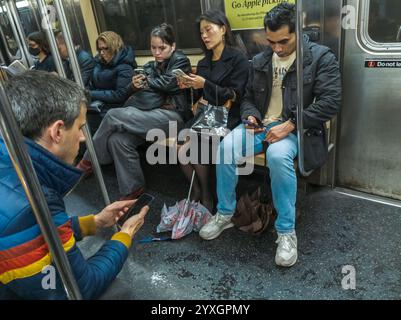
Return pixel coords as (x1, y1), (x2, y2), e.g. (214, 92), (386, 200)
(97, 46), (109, 53)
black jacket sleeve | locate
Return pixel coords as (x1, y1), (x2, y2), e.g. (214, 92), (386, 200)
(240, 64), (263, 121)
(302, 50), (342, 128)
(202, 55), (250, 106)
(146, 55), (191, 95)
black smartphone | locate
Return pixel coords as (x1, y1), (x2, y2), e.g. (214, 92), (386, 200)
(117, 193), (154, 228)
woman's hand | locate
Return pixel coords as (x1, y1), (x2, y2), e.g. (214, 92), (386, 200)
(180, 74), (205, 90)
(132, 74), (147, 89)
(177, 76), (191, 89)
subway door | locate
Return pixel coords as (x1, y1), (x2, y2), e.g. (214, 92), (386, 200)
(336, 0), (401, 200)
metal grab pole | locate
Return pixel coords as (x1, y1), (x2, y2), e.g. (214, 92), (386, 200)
(6, 0), (33, 67)
(296, 0), (313, 177)
(0, 82), (82, 300)
(36, 0), (65, 76)
(52, 0), (110, 205)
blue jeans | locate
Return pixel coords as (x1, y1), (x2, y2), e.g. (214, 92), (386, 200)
(216, 123), (298, 234)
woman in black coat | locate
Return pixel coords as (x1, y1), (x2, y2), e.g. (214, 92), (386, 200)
(177, 10), (249, 212)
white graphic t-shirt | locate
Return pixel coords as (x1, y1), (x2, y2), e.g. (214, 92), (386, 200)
(263, 51), (296, 126)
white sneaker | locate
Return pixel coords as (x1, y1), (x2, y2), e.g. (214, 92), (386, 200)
(275, 232), (298, 267)
(199, 212), (234, 240)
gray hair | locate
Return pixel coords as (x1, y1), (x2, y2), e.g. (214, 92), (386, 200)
(4, 70), (88, 140)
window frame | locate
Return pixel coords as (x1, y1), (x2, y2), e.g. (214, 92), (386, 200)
(358, 0), (401, 54)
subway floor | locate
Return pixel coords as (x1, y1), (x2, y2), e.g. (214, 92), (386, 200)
(2, 158), (401, 300)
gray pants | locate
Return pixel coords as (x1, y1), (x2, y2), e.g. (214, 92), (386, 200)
(84, 106), (183, 196)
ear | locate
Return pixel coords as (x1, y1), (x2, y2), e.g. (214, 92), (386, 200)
(221, 25), (227, 36)
(171, 42), (176, 52)
(47, 120), (65, 144)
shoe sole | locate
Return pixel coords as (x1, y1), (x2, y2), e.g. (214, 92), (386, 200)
(275, 253), (298, 268)
(200, 223), (234, 241)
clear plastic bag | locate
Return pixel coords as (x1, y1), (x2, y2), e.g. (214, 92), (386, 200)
(191, 102), (229, 137)
(157, 200), (213, 240)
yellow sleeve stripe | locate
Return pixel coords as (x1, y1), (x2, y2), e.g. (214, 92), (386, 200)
(0, 235), (75, 285)
(78, 215), (97, 237)
(111, 232), (132, 249)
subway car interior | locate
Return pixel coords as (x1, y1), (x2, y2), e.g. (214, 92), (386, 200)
(0, 0), (401, 300)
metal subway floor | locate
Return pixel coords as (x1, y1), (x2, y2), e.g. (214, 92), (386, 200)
(2, 160), (400, 300)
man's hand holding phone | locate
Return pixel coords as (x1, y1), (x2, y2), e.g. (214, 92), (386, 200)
(117, 193), (154, 238)
(119, 205), (148, 239)
(94, 200), (136, 229)
(244, 116), (265, 133)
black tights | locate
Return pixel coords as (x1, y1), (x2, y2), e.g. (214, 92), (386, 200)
(180, 162), (214, 213)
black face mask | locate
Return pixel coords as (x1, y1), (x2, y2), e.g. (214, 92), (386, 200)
(28, 47), (41, 56)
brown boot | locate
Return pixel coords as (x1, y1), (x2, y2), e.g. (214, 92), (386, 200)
(76, 159), (93, 178)
(119, 186), (145, 201)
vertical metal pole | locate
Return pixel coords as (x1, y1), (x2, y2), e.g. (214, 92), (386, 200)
(4, 0), (33, 67)
(4, 1), (29, 66)
(53, 0), (110, 205)
(0, 81), (82, 300)
(296, 0), (312, 177)
(36, 0), (65, 76)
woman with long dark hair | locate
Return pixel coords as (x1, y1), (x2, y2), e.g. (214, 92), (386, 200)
(177, 10), (249, 213)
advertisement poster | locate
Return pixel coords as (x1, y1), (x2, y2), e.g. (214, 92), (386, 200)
(224, 0), (296, 30)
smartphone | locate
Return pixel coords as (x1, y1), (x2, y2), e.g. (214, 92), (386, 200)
(242, 119), (263, 129)
(117, 193), (154, 228)
(134, 68), (145, 76)
(172, 69), (186, 78)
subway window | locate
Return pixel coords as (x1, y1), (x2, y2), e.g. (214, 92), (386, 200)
(92, 0), (203, 54)
(368, 0), (401, 43)
(0, 9), (18, 56)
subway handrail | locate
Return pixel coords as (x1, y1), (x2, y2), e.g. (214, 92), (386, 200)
(0, 80), (82, 300)
(3, 0), (33, 67)
(296, 0), (313, 177)
(36, 0), (65, 76)
(53, 0), (110, 205)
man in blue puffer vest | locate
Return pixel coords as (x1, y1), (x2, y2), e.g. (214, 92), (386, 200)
(0, 70), (148, 299)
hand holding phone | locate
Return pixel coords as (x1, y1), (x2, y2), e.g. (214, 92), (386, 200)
(133, 68), (147, 89)
(118, 193), (154, 228)
(134, 68), (145, 76)
(172, 69), (187, 78)
(242, 118), (266, 132)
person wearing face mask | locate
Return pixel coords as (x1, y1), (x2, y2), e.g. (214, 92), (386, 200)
(176, 10), (250, 213)
(89, 31), (137, 118)
(77, 23), (191, 200)
(27, 31), (56, 73)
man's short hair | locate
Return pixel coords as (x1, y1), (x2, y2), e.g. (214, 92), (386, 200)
(4, 70), (88, 140)
(264, 2), (296, 33)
